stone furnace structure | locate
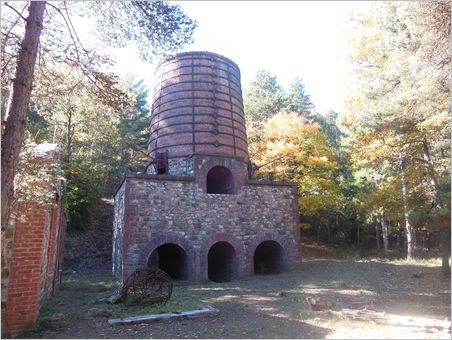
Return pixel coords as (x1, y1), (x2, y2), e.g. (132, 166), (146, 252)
(113, 51), (301, 283)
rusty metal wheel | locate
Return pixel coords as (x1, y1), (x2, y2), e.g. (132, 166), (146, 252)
(121, 267), (173, 306)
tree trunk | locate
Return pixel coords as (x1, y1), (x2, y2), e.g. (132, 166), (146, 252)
(422, 137), (450, 273)
(381, 215), (389, 258)
(396, 132), (414, 261)
(440, 230), (450, 275)
(403, 229), (406, 251)
(1, 1), (46, 230)
(375, 220), (380, 251)
(401, 168), (414, 261)
(422, 138), (441, 197)
(357, 224), (360, 246)
(66, 108), (74, 164)
(426, 231), (431, 251)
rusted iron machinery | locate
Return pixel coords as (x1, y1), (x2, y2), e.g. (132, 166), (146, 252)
(110, 267), (173, 306)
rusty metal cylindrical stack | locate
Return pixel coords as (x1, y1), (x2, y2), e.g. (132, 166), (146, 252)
(149, 51), (248, 163)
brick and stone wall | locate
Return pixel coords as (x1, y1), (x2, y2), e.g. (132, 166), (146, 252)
(1, 144), (66, 337)
(115, 52), (302, 284)
(147, 157), (195, 176)
(113, 173), (301, 282)
(1, 219), (17, 321)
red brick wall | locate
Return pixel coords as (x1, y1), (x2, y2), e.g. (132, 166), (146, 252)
(4, 196), (66, 337)
(4, 204), (49, 335)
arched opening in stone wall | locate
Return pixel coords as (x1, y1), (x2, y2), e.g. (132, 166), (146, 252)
(253, 240), (286, 275)
(208, 241), (237, 282)
(148, 243), (188, 280)
(206, 166), (234, 194)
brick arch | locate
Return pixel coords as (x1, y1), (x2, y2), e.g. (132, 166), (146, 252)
(246, 232), (293, 275)
(195, 157), (246, 193)
(139, 233), (196, 281)
(199, 233), (244, 281)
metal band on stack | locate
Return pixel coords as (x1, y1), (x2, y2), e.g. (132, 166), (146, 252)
(148, 51), (248, 162)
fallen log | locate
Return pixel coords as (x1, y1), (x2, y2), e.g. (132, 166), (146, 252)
(108, 306), (219, 325)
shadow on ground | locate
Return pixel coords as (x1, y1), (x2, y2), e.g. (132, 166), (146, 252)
(23, 259), (450, 339)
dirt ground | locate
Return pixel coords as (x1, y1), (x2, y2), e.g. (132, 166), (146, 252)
(23, 255), (450, 339)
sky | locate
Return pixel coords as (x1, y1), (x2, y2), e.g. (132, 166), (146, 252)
(111, 1), (371, 115)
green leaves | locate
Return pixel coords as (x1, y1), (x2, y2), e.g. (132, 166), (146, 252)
(286, 77), (313, 116)
(90, 1), (197, 62)
(243, 70), (288, 121)
(344, 1), (451, 256)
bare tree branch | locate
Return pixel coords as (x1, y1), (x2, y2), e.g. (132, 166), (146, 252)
(3, 2), (28, 21)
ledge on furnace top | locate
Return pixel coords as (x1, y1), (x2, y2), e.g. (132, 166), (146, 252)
(32, 143), (60, 160)
(155, 51), (240, 75)
(120, 173), (297, 187)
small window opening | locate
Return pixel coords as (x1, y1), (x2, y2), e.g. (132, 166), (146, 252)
(148, 243), (187, 280)
(208, 241), (237, 282)
(155, 151), (168, 175)
(206, 166), (234, 194)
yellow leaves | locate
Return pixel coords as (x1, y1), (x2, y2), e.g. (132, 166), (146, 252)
(299, 187), (342, 217)
(249, 111), (342, 217)
(264, 112), (316, 141)
(348, 128), (401, 172)
(418, 110), (450, 136)
(254, 112), (328, 166)
(356, 8), (377, 27)
(348, 8), (387, 71)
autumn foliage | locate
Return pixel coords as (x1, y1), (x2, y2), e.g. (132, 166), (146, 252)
(251, 112), (340, 217)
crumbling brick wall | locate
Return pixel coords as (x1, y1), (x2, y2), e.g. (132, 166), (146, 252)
(1, 144), (66, 337)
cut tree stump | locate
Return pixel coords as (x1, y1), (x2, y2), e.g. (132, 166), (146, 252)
(306, 297), (333, 311)
(306, 296), (375, 311)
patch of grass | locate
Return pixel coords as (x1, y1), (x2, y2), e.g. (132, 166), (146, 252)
(29, 273), (206, 328)
(21, 295), (76, 338)
(335, 246), (444, 265)
(21, 274), (121, 338)
(389, 257), (442, 267)
(107, 286), (203, 318)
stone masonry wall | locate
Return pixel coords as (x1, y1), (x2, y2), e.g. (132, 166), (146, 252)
(1, 218), (17, 327)
(116, 175), (301, 282)
(146, 157), (195, 176)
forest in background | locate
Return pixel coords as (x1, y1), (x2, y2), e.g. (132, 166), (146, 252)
(1, 2), (450, 271)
